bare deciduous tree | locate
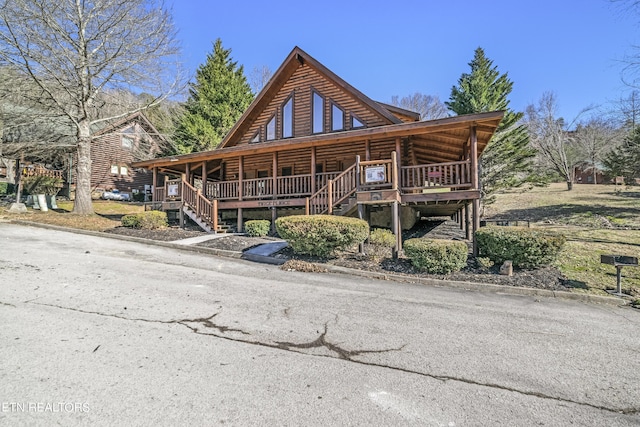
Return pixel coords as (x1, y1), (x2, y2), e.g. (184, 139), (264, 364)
(390, 92), (449, 121)
(249, 65), (273, 95)
(526, 92), (585, 190)
(0, 0), (183, 214)
(574, 117), (622, 184)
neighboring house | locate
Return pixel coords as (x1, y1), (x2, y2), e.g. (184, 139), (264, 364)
(71, 112), (166, 200)
(574, 162), (606, 184)
(133, 47), (503, 252)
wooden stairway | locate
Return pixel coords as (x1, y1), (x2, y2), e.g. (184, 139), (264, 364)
(307, 163), (358, 216)
(181, 181), (231, 233)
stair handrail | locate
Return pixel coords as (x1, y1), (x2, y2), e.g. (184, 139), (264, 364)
(182, 181), (217, 231)
(307, 162), (357, 215)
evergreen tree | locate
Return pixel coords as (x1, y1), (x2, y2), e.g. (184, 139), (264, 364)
(175, 39), (254, 153)
(602, 126), (640, 182)
(446, 48), (536, 204)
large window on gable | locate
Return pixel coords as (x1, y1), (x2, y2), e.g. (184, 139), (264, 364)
(282, 96), (293, 138)
(331, 103), (344, 131)
(266, 115), (276, 141)
(312, 91), (324, 134)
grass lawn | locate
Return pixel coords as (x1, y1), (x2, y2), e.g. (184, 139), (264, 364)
(0, 200), (145, 231)
(487, 183), (640, 296)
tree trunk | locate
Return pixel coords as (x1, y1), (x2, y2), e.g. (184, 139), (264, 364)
(566, 180), (573, 191)
(73, 120), (94, 214)
(592, 167), (598, 185)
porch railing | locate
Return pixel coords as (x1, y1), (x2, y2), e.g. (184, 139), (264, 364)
(276, 174), (312, 198)
(400, 160), (471, 192)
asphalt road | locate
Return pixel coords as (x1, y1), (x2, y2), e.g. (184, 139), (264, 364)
(1, 222), (639, 426)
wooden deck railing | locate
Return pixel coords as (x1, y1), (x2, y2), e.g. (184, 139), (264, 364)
(276, 174), (312, 198)
(242, 177), (273, 199)
(400, 160), (471, 192)
(207, 180), (238, 200)
(307, 163), (357, 215)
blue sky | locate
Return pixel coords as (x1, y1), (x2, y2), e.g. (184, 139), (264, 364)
(170, 0), (637, 124)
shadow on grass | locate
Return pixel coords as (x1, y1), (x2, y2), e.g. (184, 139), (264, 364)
(487, 204), (640, 224)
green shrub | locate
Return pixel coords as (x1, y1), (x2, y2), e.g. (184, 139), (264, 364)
(475, 226), (566, 269)
(275, 215), (369, 257)
(369, 228), (396, 248)
(121, 214), (140, 228)
(403, 238), (468, 274)
(121, 211), (167, 229)
(245, 220), (270, 237)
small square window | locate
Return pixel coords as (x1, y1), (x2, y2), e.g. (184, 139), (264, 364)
(110, 165), (119, 174)
(122, 137), (133, 149)
(120, 166), (128, 176)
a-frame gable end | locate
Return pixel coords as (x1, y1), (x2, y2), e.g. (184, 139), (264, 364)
(219, 47), (402, 149)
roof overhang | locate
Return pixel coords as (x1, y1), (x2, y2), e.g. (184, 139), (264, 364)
(133, 110), (504, 171)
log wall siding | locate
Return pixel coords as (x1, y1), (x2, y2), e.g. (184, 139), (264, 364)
(233, 64), (390, 147)
(75, 122), (159, 193)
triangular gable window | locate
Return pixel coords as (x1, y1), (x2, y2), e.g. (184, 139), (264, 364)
(351, 115), (365, 129)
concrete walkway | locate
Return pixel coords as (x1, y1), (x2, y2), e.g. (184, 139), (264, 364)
(169, 232), (238, 245)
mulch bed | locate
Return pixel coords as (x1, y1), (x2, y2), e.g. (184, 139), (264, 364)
(103, 219), (571, 292)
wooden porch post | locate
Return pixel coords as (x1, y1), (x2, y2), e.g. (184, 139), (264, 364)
(163, 175), (168, 202)
(470, 125), (480, 255)
(391, 151), (399, 191)
(185, 163), (191, 186)
(327, 180), (333, 215)
(238, 156), (244, 200)
(310, 146), (316, 194)
(152, 167), (157, 202)
(201, 162), (207, 197)
(365, 139), (370, 161)
(465, 204), (471, 240)
(395, 137), (402, 170)
(392, 200), (401, 259)
(272, 152), (278, 198)
(213, 199), (218, 233)
(238, 155), (244, 233)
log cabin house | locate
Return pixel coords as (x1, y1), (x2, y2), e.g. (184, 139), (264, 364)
(133, 47), (504, 253)
(72, 112), (165, 200)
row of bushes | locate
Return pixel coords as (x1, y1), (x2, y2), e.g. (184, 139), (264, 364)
(273, 215), (565, 274)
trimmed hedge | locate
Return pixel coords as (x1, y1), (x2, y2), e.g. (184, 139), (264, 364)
(121, 211), (168, 230)
(475, 226), (566, 268)
(275, 215), (369, 257)
(403, 238), (468, 274)
(369, 228), (396, 248)
(245, 220), (270, 237)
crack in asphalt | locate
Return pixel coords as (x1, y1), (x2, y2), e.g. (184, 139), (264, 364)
(275, 321), (405, 360)
(26, 301), (640, 416)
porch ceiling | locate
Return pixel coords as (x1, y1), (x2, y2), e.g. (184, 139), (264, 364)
(135, 111), (504, 172)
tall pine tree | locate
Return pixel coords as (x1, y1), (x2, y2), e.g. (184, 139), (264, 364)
(175, 39), (254, 153)
(446, 48), (535, 205)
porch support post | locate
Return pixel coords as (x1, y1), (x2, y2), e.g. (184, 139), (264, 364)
(164, 175), (168, 202)
(185, 163), (191, 186)
(355, 155), (361, 191)
(365, 139), (370, 161)
(238, 156), (244, 201)
(392, 200), (401, 259)
(391, 151), (398, 191)
(310, 146), (316, 194)
(201, 162), (207, 197)
(358, 202), (365, 255)
(395, 137), (401, 170)
(152, 167), (157, 202)
(238, 208), (243, 233)
(327, 180), (333, 215)
(470, 125), (480, 255)
(272, 152), (278, 198)
(465, 204), (471, 240)
(213, 199), (218, 233)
